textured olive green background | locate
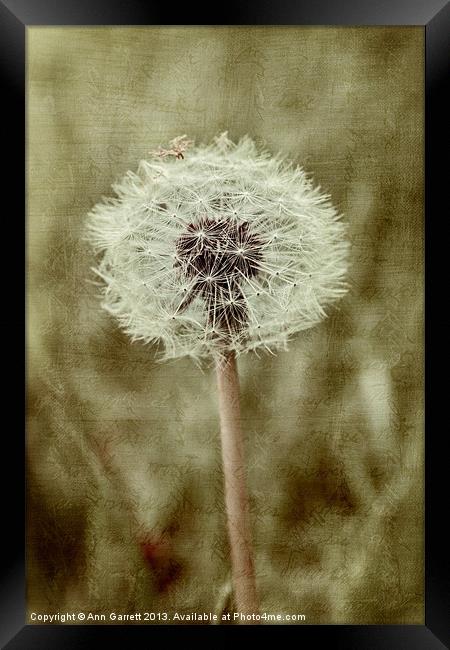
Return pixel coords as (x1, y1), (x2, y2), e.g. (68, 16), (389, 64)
(27, 27), (424, 624)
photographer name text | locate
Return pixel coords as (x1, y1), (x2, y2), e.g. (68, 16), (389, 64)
(30, 611), (306, 623)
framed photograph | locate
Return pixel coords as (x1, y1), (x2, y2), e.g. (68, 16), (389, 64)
(2, 0), (447, 647)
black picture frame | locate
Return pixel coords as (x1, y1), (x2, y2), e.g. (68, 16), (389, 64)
(2, 1), (448, 647)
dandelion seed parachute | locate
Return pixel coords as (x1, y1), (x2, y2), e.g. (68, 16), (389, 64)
(86, 133), (349, 361)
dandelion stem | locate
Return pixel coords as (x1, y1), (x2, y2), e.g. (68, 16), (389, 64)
(216, 351), (259, 620)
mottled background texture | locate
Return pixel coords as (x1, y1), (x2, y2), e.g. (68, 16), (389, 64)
(27, 27), (424, 624)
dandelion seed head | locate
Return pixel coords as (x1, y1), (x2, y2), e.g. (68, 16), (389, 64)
(86, 133), (349, 361)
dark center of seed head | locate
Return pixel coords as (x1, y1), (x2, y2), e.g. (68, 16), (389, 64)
(174, 218), (264, 335)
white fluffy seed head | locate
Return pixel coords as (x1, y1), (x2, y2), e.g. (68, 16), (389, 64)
(86, 133), (349, 362)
